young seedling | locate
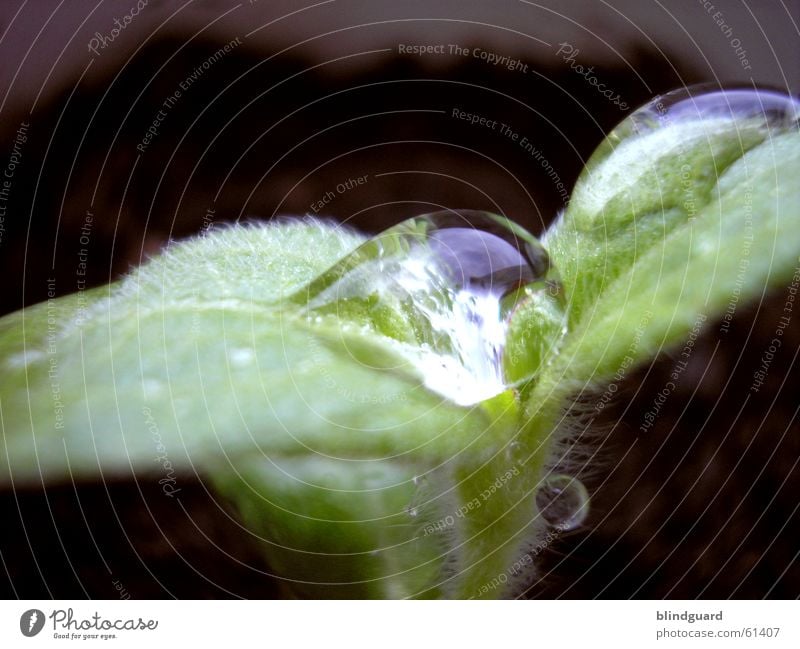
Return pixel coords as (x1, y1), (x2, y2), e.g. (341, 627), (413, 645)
(1, 86), (798, 598)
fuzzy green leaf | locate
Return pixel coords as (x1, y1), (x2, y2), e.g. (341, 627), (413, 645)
(1, 95), (797, 600)
(526, 130), (800, 438)
(0, 220), (537, 598)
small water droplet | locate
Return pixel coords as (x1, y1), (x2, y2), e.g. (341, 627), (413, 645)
(291, 209), (565, 405)
(142, 378), (164, 399)
(404, 474), (429, 519)
(535, 474), (589, 531)
(506, 440), (526, 466)
(228, 347), (255, 368)
(6, 349), (46, 369)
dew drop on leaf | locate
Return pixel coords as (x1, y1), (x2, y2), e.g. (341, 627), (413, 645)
(568, 85), (800, 237)
(616, 85), (800, 139)
(535, 474), (589, 531)
(505, 440), (526, 465)
(291, 209), (565, 405)
(228, 347), (256, 368)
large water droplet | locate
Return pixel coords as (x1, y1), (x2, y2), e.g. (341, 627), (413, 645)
(291, 210), (565, 405)
(535, 474), (589, 531)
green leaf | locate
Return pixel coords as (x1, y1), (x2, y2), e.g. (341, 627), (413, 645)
(2, 93), (797, 600)
(535, 130), (799, 402)
(547, 111), (785, 327)
(512, 131), (800, 547)
(0, 219), (540, 598)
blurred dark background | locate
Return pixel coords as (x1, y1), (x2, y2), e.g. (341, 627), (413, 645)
(0, 0), (798, 598)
